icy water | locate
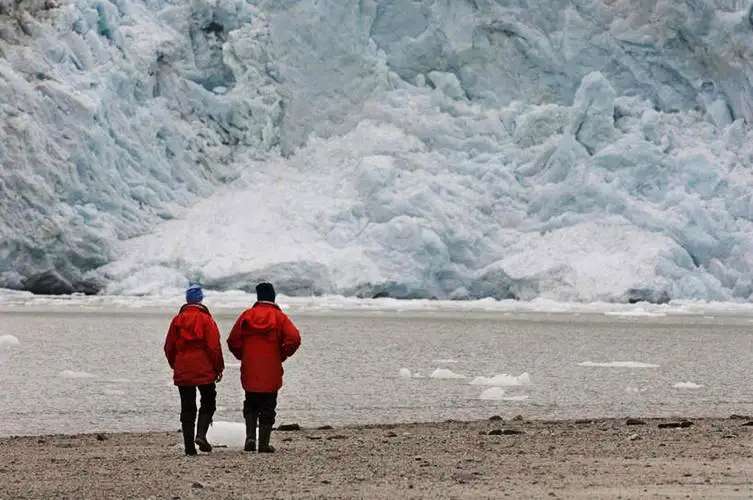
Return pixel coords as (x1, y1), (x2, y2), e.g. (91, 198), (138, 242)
(2, 307), (753, 436)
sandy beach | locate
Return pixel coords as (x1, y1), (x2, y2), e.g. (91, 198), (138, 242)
(2, 417), (753, 499)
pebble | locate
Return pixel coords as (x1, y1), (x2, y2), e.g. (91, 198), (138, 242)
(191, 482), (203, 489)
(489, 415), (503, 421)
(317, 425), (334, 430)
(628, 434), (641, 441)
(96, 434), (107, 441)
(488, 429), (524, 436)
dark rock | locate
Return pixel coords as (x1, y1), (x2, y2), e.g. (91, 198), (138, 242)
(277, 424), (301, 431)
(575, 419), (593, 425)
(729, 414), (750, 420)
(742, 421), (753, 426)
(512, 415), (524, 422)
(305, 435), (322, 440)
(385, 431), (398, 438)
(37, 439), (46, 444)
(191, 482), (203, 489)
(626, 418), (647, 426)
(488, 429), (524, 436)
(317, 425), (334, 430)
(326, 435), (348, 440)
(658, 421), (693, 429)
(489, 415), (503, 421)
(281, 437), (293, 442)
(96, 434), (107, 441)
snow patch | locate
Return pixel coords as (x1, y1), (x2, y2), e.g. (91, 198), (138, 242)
(399, 368), (413, 378)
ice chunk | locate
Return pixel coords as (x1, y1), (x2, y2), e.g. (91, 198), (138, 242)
(60, 370), (97, 379)
(673, 381), (703, 389)
(578, 362), (659, 369)
(399, 368), (413, 378)
(429, 368), (466, 379)
(478, 388), (529, 401)
(205, 421), (246, 448)
(0, 335), (19, 347)
(568, 72), (617, 154)
(479, 387), (506, 400)
(470, 373), (531, 387)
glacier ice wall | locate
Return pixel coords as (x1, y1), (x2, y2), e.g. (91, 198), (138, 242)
(3, 0), (753, 301)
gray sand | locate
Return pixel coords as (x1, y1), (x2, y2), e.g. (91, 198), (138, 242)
(2, 417), (753, 499)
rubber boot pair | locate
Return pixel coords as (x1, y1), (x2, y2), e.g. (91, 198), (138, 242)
(244, 412), (275, 453)
(195, 413), (213, 453)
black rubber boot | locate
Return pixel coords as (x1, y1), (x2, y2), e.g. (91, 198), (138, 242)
(244, 412), (257, 452)
(182, 422), (197, 456)
(195, 414), (213, 453)
(258, 425), (275, 453)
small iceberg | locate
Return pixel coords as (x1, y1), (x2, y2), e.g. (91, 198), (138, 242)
(673, 381), (703, 389)
(470, 373), (531, 387)
(0, 335), (19, 347)
(60, 370), (96, 379)
(578, 361), (659, 368)
(430, 368), (466, 379)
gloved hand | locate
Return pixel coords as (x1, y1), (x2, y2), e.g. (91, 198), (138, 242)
(215, 372), (223, 383)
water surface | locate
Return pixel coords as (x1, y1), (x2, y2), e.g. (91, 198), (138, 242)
(2, 307), (752, 436)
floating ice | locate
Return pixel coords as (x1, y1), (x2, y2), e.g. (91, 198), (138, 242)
(470, 373), (531, 387)
(0, 335), (19, 348)
(399, 368), (413, 378)
(478, 388), (530, 401)
(479, 387), (506, 401)
(673, 382), (704, 389)
(206, 421), (246, 448)
(60, 370), (96, 379)
(578, 362), (659, 369)
(429, 368), (466, 380)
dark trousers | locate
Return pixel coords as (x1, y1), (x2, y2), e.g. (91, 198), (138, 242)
(243, 392), (278, 426)
(178, 383), (217, 426)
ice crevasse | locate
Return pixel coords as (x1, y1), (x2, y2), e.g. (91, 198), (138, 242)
(2, 1), (753, 302)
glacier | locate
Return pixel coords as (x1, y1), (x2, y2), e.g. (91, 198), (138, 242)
(2, 0), (753, 302)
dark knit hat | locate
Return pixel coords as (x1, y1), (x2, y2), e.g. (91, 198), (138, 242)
(256, 282), (276, 302)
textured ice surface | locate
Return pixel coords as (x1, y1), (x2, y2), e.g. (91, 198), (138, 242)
(4, 1), (753, 302)
(470, 373), (531, 387)
(578, 361), (660, 369)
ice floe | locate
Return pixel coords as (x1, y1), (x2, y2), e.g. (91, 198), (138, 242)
(470, 373), (531, 387)
(429, 368), (466, 379)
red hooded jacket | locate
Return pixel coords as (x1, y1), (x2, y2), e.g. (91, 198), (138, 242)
(227, 302), (301, 393)
(164, 304), (224, 386)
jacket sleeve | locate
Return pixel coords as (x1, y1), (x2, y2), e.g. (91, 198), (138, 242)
(206, 317), (224, 375)
(280, 314), (301, 362)
(164, 318), (178, 369)
(227, 314), (245, 361)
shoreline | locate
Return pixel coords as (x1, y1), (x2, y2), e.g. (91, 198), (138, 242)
(3, 416), (753, 498)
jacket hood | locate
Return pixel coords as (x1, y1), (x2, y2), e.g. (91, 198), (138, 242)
(175, 304), (211, 342)
(244, 302), (281, 335)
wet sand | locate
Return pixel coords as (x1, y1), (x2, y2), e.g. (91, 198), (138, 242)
(2, 417), (753, 499)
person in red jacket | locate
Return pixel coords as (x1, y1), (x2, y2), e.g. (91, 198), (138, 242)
(227, 282), (301, 453)
(164, 284), (224, 456)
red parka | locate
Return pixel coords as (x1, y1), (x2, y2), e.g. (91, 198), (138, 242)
(164, 304), (224, 386)
(227, 302), (301, 393)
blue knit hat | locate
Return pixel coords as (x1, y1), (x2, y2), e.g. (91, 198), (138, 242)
(186, 284), (204, 304)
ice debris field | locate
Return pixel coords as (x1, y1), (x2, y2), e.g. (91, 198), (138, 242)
(3, 1), (753, 303)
